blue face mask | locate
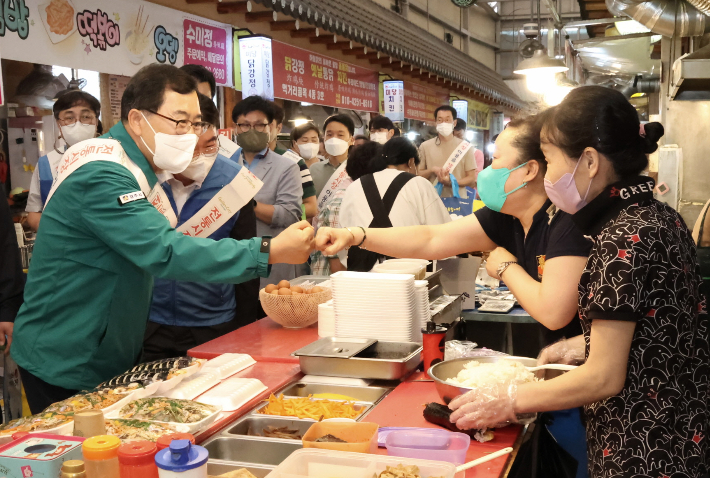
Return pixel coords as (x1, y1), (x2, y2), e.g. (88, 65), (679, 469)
(477, 162), (529, 212)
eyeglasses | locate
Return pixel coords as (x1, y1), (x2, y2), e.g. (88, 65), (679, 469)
(59, 114), (97, 126)
(193, 139), (220, 158)
(235, 122), (269, 133)
(193, 122), (215, 136)
(146, 110), (197, 135)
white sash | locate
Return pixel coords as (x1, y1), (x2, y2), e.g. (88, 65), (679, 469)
(440, 140), (473, 177)
(317, 160), (351, 210)
(280, 149), (303, 164)
(45, 139), (263, 238)
(218, 136), (240, 159)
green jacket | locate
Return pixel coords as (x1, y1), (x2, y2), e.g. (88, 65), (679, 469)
(12, 123), (270, 391)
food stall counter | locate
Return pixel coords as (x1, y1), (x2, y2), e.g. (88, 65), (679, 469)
(188, 318), (319, 363)
(365, 381), (524, 478)
(194, 361), (303, 444)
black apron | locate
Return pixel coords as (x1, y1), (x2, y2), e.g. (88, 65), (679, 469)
(696, 205), (710, 300)
(347, 172), (415, 272)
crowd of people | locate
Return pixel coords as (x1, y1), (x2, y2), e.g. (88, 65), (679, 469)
(0, 61), (708, 478)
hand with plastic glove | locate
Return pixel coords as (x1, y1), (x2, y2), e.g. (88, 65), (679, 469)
(449, 382), (520, 431)
(537, 335), (586, 366)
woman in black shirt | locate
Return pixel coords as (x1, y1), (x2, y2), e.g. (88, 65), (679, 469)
(449, 86), (709, 478)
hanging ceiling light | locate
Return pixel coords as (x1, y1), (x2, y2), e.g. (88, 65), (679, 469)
(514, 49), (568, 95)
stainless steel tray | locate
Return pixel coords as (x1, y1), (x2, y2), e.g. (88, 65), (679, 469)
(203, 436), (302, 466)
(250, 400), (373, 421)
(223, 416), (315, 441)
(207, 461), (274, 478)
(278, 382), (391, 404)
(293, 337), (377, 359)
(295, 341), (422, 380)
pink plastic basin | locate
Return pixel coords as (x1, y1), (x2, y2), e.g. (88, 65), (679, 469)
(385, 429), (471, 465)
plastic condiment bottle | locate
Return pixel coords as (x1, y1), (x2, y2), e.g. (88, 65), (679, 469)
(118, 441), (160, 478)
(82, 435), (121, 478)
(156, 433), (196, 451)
(155, 440), (208, 478)
(61, 460), (87, 478)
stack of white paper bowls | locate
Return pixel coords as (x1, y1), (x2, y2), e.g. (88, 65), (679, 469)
(318, 300), (335, 337)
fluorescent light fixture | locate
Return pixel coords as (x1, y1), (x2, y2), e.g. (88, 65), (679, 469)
(614, 20), (650, 35)
(465, 130), (475, 141)
(406, 131), (419, 141)
(293, 118), (311, 127)
(486, 143), (496, 154)
(301, 102), (313, 106)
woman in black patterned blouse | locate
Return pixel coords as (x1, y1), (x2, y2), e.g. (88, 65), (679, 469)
(449, 86), (709, 478)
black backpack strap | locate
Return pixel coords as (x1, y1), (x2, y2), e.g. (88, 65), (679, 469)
(381, 172), (416, 216)
(361, 173), (391, 228)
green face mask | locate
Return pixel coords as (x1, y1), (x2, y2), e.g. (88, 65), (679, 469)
(477, 162), (529, 212)
(237, 129), (270, 153)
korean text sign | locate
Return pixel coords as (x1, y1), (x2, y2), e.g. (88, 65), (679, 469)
(272, 40), (378, 111)
(404, 82), (450, 123)
(383, 80), (404, 122)
(239, 35), (274, 100)
(184, 18), (232, 86)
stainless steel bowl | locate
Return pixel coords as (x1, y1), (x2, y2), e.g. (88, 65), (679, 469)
(428, 356), (539, 404)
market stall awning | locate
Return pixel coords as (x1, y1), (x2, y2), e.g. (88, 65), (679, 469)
(204, 0), (524, 110)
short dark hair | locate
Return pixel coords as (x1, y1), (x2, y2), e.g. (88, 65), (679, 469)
(454, 118), (467, 131)
(198, 93), (219, 128)
(271, 102), (285, 125)
(53, 90), (100, 119)
(354, 135), (369, 142)
(393, 127), (401, 137)
(324, 114), (355, 137)
(541, 86), (664, 178)
(180, 64), (216, 98)
(370, 115), (394, 131)
(291, 122), (321, 143)
(346, 142), (380, 180)
(434, 105), (457, 120)
(370, 137), (420, 172)
(121, 64), (197, 121)
(232, 96), (275, 124)
(506, 113), (548, 175)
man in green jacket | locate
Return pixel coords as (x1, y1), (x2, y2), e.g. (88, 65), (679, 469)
(11, 64), (314, 413)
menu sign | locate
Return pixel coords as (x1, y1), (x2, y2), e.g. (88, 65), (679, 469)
(383, 80), (404, 122)
(404, 82), (450, 123)
(272, 40), (378, 111)
(184, 18), (232, 86)
(239, 35), (274, 100)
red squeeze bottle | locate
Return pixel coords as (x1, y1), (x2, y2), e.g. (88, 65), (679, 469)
(156, 433), (196, 451)
(422, 321), (446, 378)
(117, 441), (159, 478)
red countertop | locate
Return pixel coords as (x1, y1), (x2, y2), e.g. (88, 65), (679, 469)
(364, 381), (523, 478)
(188, 317), (319, 363)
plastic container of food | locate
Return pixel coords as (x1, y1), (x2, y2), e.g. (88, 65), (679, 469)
(167, 371), (220, 400)
(384, 429), (470, 465)
(118, 441), (159, 478)
(105, 401), (223, 435)
(196, 377), (267, 412)
(302, 422), (378, 453)
(82, 435), (121, 478)
(155, 440), (208, 478)
(156, 433), (196, 451)
(202, 353), (256, 379)
(268, 449), (457, 478)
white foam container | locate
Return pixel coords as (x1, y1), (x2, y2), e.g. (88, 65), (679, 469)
(167, 371), (221, 400)
(196, 377), (267, 412)
(0, 419), (74, 445)
(154, 362), (203, 395)
(202, 353), (256, 379)
(266, 449), (457, 478)
(105, 403), (223, 434)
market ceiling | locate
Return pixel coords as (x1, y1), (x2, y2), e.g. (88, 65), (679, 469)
(187, 0), (524, 110)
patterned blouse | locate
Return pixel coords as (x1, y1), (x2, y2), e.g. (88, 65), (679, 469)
(573, 176), (709, 478)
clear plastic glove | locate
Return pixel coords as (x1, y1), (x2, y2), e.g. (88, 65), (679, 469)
(448, 382), (520, 430)
(537, 336), (586, 366)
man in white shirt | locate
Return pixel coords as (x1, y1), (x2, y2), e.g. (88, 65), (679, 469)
(418, 105), (477, 198)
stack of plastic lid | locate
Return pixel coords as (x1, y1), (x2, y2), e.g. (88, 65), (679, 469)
(202, 353), (256, 379)
(318, 300), (335, 338)
(414, 280), (430, 343)
(166, 371), (220, 400)
(197, 377), (267, 412)
(331, 271), (418, 342)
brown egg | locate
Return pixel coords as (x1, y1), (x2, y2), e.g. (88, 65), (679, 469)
(278, 288), (293, 295)
(277, 280), (291, 289)
(311, 286), (323, 294)
(291, 286), (304, 294)
(270, 290), (279, 295)
(265, 284), (278, 294)
(292, 291), (303, 296)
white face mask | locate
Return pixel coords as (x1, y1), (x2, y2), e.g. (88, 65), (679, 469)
(370, 132), (389, 145)
(325, 137), (350, 157)
(297, 142), (319, 160)
(60, 122), (96, 146)
(139, 112), (197, 174)
(436, 122), (454, 137)
(182, 153), (217, 183)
